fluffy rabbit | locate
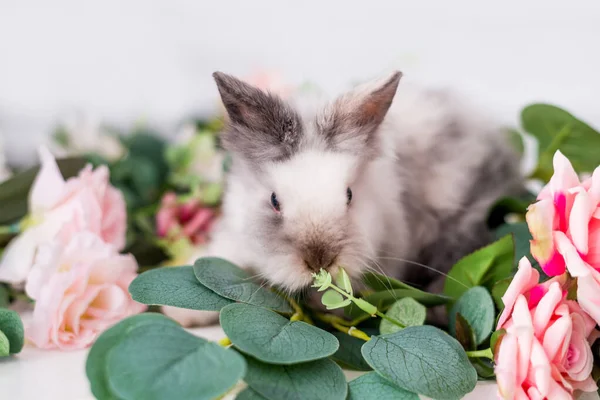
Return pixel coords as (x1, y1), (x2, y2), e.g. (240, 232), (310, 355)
(181, 71), (521, 326)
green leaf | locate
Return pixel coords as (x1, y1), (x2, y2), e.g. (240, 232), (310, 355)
(335, 268), (353, 295)
(348, 372), (419, 400)
(220, 303), (338, 364)
(454, 313), (476, 351)
(236, 387), (270, 400)
(361, 272), (451, 306)
(473, 357), (496, 379)
(361, 326), (477, 399)
(194, 257), (292, 313)
(495, 222), (534, 265)
(106, 319), (246, 400)
(0, 330), (10, 357)
(330, 332), (372, 371)
(345, 288), (450, 319)
(129, 266), (233, 311)
(380, 298), (426, 335)
(244, 356), (347, 400)
(505, 128), (525, 155)
(449, 287), (495, 345)
(0, 309), (24, 354)
(86, 313), (179, 400)
(491, 278), (512, 310)
(0, 157), (87, 224)
(490, 329), (506, 355)
(443, 235), (514, 301)
(522, 104), (600, 180)
(321, 289), (351, 310)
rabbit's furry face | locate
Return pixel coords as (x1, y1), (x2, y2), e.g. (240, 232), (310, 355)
(212, 71), (402, 290)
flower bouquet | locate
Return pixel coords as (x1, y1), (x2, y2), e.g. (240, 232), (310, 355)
(0, 76), (599, 400)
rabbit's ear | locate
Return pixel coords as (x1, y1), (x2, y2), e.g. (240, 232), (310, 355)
(316, 71), (402, 156)
(213, 72), (303, 164)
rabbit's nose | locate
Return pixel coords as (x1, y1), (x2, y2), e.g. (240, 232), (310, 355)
(302, 244), (338, 272)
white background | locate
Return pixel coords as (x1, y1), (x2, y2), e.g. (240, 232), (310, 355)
(1, 0), (600, 166)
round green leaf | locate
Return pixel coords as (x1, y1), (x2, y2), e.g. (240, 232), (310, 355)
(194, 257), (292, 313)
(107, 320), (246, 400)
(330, 332), (372, 371)
(0, 308), (24, 354)
(220, 303), (338, 364)
(361, 326), (477, 399)
(0, 330), (10, 357)
(321, 289), (351, 310)
(454, 313), (476, 351)
(380, 298), (426, 335)
(86, 313), (179, 400)
(449, 286), (495, 345)
(244, 356), (347, 400)
(348, 372), (419, 400)
(129, 266), (233, 311)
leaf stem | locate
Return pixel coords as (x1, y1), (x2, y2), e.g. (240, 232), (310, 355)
(315, 313), (371, 341)
(466, 348), (494, 360)
(375, 311), (406, 329)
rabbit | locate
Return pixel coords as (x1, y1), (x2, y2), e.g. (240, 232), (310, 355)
(179, 70), (522, 326)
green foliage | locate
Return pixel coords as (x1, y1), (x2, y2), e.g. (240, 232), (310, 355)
(194, 257), (292, 313)
(449, 287), (495, 346)
(348, 372), (419, 400)
(361, 272), (451, 306)
(361, 326), (477, 399)
(0, 285), (9, 308)
(495, 222), (534, 266)
(86, 313), (180, 399)
(380, 298), (426, 335)
(492, 278), (512, 310)
(87, 312), (245, 400)
(0, 308), (24, 355)
(0, 157), (87, 224)
(220, 303), (339, 364)
(321, 289), (351, 309)
(522, 104), (600, 181)
(453, 313), (476, 351)
(128, 266), (233, 311)
(236, 387), (270, 400)
(443, 235), (514, 301)
(0, 331), (10, 357)
(243, 356), (348, 400)
(330, 332), (372, 371)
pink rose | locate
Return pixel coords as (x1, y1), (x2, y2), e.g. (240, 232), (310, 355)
(25, 231), (145, 350)
(526, 151), (600, 324)
(0, 148), (127, 284)
(495, 258), (598, 399)
(156, 192), (216, 245)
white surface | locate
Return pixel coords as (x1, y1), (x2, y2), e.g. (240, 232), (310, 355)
(1, 323), (598, 400)
(1, 0), (600, 166)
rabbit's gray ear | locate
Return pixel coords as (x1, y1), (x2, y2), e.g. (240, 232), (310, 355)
(316, 71), (402, 156)
(213, 72), (303, 164)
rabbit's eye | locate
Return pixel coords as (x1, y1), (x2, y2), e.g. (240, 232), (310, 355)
(346, 187), (353, 205)
(271, 192), (281, 212)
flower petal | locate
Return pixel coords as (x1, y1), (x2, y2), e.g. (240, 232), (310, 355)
(29, 147), (66, 213)
(569, 191), (592, 254)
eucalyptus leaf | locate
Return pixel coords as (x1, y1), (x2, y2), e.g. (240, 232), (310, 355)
(86, 313), (179, 400)
(0, 308), (24, 354)
(443, 235), (514, 301)
(348, 372), (419, 400)
(194, 257), (292, 313)
(321, 289), (351, 310)
(107, 321), (246, 400)
(361, 326), (477, 399)
(449, 287), (495, 345)
(0, 330), (10, 357)
(380, 298), (426, 335)
(330, 332), (372, 371)
(244, 356), (347, 400)
(220, 303), (338, 364)
(129, 266), (233, 311)
(453, 313), (476, 351)
(522, 104), (600, 180)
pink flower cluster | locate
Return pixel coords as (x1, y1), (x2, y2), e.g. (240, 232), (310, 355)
(156, 192), (216, 245)
(0, 148), (145, 350)
(495, 151), (600, 399)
